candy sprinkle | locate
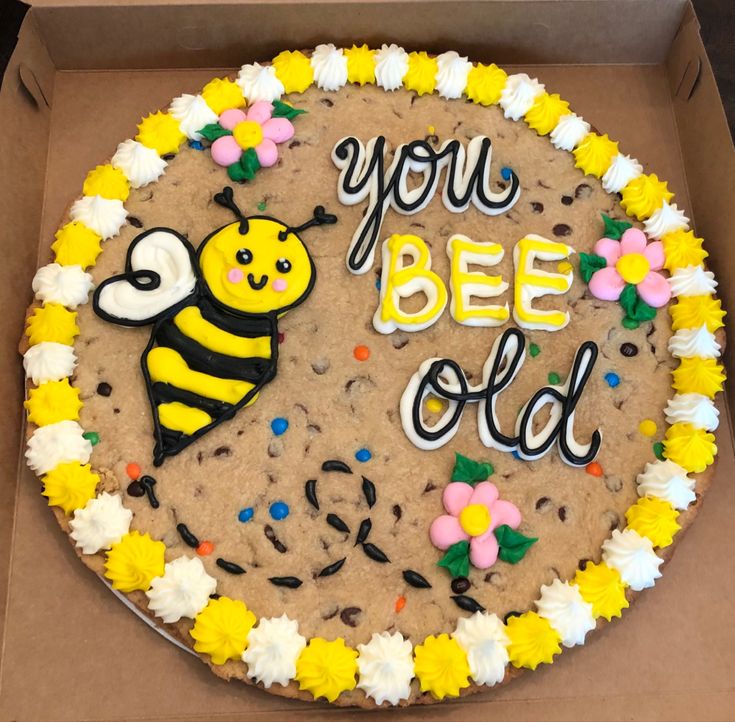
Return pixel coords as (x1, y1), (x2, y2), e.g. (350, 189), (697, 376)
(83, 431), (100, 446)
(355, 448), (372, 463)
(353, 345), (370, 361)
(653, 441), (666, 461)
(271, 417), (289, 435)
(512, 450), (521, 460)
(269, 501), (290, 521)
(639, 419), (657, 437)
(238, 507), (254, 523)
(548, 371), (561, 385)
(426, 397), (443, 414)
(395, 595), (406, 613)
(529, 343), (541, 358)
(604, 372), (620, 388)
(196, 540), (214, 556)
(586, 461), (603, 477)
(126, 462), (141, 480)
(557, 260), (573, 274)
(277, 331), (285, 344)
(427, 125), (435, 135)
(257, 200), (267, 211)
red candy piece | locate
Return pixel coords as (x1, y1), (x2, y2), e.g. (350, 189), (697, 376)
(278, 332), (285, 344)
(586, 461), (603, 477)
(126, 462), (141, 480)
(353, 345), (370, 361)
(196, 541), (214, 556)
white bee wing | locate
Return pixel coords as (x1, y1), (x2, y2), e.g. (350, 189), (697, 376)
(94, 228), (198, 325)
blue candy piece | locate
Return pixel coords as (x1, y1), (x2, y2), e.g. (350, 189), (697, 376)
(238, 507), (254, 523)
(188, 140), (204, 150)
(271, 417), (289, 435)
(501, 166), (513, 181)
(355, 448), (372, 463)
(269, 501), (290, 521)
(511, 450), (521, 460)
(375, 278), (381, 290)
(604, 372), (621, 388)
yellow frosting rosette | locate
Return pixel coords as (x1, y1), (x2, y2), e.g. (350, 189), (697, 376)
(82, 164), (130, 201)
(663, 423), (717, 473)
(625, 497), (681, 548)
(413, 633), (471, 700)
(25, 378), (83, 427)
(42, 462), (99, 515)
(525, 92), (570, 135)
(201, 77), (246, 114)
(51, 222), (103, 269)
(403, 51), (438, 96)
(272, 50), (314, 94)
(104, 531), (166, 593)
(505, 612), (561, 670)
(25, 304), (80, 346)
(573, 562), (629, 621)
(465, 62), (507, 106)
(135, 111), (186, 156)
(345, 44), (376, 85)
(190, 596), (256, 665)
(295, 637), (358, 702)
(620, 173), (673, 220)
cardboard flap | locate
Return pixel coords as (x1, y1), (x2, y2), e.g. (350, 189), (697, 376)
(0, 8), (56, 632)
(666, 3), (735, 422)
(27, 0), (689, 70)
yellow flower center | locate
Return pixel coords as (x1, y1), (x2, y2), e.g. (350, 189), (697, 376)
(616, 253), (650, 284)
(459, 503), (491, 536)
(233, 120), (264, 150)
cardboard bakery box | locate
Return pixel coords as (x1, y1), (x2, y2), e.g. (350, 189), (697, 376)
(1, 0), (733, 719)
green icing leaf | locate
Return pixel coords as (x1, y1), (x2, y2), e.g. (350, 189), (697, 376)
(198, 123), (232, 141)
(271, 100), (307, 119)
(578, 252), (607, 284)
(451, 452), (494, 485)
(227, 161), (248, 182)
(619, 284), (656, 326)
(437, 540), (470, 578)
(601, 213), (633, 241)
(227, 148), (261, 182)
(494, 525), (538, 564)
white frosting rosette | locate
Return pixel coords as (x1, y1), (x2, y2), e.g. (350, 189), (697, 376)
(32, 263), (93, 309)
(70, 195), (128, 240)
(26, 420), (93, 475)
(535, 579), (596, 647)
(499, 73), (544, 120)
(69, 492), (132, 554)
(601, 153), (642, 194)
(356, 631), (414, 705)
(23, 342), (77, 385)
(236, 63), (285, 103)
(146, 556), (217, 623)
(668, 324), (721, 359)
(550, 113), (590, 151)
(435, 51), (472, 99)
(602, 529), (663, 591)
(637, 459), (696, 510)
(374, 44), (409, 91)
(242, 614), (306, 688)
(169, 94), (219, 140)
(665, 393), (719, 431)
(452, 611), (509, 686)
(111, 139), (167, 188)
(310, 44), (348, 91)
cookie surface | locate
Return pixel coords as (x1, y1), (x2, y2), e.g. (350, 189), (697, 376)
(21, 46), (725, 707)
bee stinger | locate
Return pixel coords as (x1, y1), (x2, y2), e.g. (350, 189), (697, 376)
(93, 186), (337, 466)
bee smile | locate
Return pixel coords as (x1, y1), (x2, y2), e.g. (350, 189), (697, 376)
(247, 273), (268, 290)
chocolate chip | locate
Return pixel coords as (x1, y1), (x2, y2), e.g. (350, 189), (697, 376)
(484, 572), (499, 584)
(161, 153), (176, 161)
(126, 480), (145, 497)
(603, 510), (620, 531)
(423, 482), (437, 494)
(340, 606), (362, 627)
(535, 496), (552, 512)
(531, 201), (544, 214)
(424, 134), (439, 145)
(128, 216), (143, 228)
(267, 439), (283, 458)
(578, 558), (591, 571)
(288, 139), (301, 148)
(213, 446), (232, 457)
(320, 98), (334, 107)
(392, 504), (402, 521)
(575, 183), (593, 199)
(113, 408), (120, 414)
(561, 195), (573, 206)
(451, 577), (470, 594)
(605, 475), (623, 493)
(390, 333), (409, 350)
(553, 223), (572, 237)
(620, 342), (638, 357)
(96, 382), (112, 397)
(558, 506), (568, 522)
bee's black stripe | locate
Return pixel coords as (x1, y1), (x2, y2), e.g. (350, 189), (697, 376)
(154, 321), (273, 383)
(198, 298), (275, 337)
(151, 382), (235, 418)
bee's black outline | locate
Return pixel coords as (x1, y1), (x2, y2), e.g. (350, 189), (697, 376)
(92, 193), (335, 465)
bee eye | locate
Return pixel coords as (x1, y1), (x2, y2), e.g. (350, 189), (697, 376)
(236, 248), (253, 265)
(276, 258), (292, 274)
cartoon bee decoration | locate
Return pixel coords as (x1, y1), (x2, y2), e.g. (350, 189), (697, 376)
(93, 186), (337, 466)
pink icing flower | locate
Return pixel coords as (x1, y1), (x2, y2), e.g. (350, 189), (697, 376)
(588, 227), (671, 308)
(429, 482), (522, 569)
(210, 101), (294, 169)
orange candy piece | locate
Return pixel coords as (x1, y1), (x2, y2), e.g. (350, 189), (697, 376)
(196, 540), (214, 556)
(353, 345), (370, 361)
(586, 461), (603, 477)
(395, 595), (406, 613)
(126, 462), (141, 480)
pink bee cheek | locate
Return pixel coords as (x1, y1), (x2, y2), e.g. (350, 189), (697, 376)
(227, 268), (244, 283)
(272, 278), (288, 292)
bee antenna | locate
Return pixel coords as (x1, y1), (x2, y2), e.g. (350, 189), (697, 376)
(213, 186), (249, 234)
(277, 206), (337, 241)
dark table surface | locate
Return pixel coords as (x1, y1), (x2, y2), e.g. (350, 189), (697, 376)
(1, 0), (732, 133)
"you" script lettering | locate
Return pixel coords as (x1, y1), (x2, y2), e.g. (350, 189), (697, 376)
(332, 135), (521, 274)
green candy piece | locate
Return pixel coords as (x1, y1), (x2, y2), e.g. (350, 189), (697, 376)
(529, 343), (541, 358)
(548, 371), (561, 385)
(257, 200), (267, 211)
(82, 431), (100, 446)
(653, 441), (666, 461)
